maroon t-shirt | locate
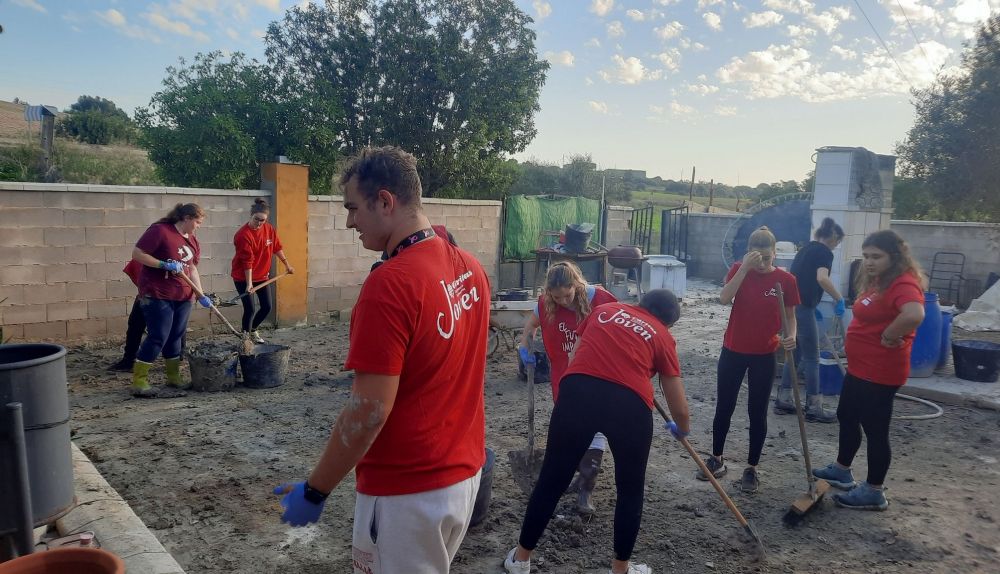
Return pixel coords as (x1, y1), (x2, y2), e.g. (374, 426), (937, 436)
(136, 222), (200, 301)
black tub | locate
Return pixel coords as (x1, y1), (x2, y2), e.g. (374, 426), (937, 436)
(0, 344), (75, 528)
(239, 344), (291, 389)
(953, 340), (1000, 383)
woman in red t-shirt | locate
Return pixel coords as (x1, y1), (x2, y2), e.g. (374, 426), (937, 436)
(518, 261), (617, 514)
(814, 230), (925, 511)
(230, 199), (294, 343)
(702, 226), (798, 493)
(504, 290), (690, 574)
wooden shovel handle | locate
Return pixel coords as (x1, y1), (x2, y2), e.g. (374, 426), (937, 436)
(775, 282), (818, 485)
(176, 271), (242, 337)
(249, 272), (289, 294)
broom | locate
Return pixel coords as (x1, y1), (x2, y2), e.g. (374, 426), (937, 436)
(775, 282), (831, 526)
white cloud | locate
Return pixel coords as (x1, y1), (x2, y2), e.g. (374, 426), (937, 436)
(545, 50), (575, 67)
(704, 13), (723, 31)
(655, 21), (685, 40)
(715, 105), (738, 116)
(590, 0), (615, 17)
(679, 38), (708, 51)
(881, 0), (940, 28)
(584, 76), (595, 86)
(256, 0), (281, 12)
(830, 45), (856, 60)
(585, 37), (601, 48)
(805, 7), (852, 35)
(655, 0), (681, 5)
(626, 9), (645, 21)
(607, 21), (625, 38)
(225, 27), (240, 41)
(12, 0), (47, 13)
(670, 101), (696, 115)
(533, 1), (552, 20)
(655, 49), (682, 71)
(786, 24), (817, 41)
(95, 9), (161, 43)
(698, 0), (726, 8)
(762, 0), (814, 13)
(588, 100), (610, 114)
(169, 0), (205, 24)
(687, 83), (720, 94)
(98, 8), (126, 27)
(602, 55), (661, 84)
(144, 11), (211, 42)
(744, 11), (783, 28)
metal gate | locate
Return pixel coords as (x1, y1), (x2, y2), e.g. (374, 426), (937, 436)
(630, 205), (654, 254)
(659, 206), (688, 260)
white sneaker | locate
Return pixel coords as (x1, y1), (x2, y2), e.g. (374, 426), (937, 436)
(610, 563), (652, 574)
(251, 330), (265, 344)
(504, 547), (530, 574)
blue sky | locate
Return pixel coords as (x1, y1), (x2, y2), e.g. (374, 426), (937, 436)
(2, 0), (996, 185)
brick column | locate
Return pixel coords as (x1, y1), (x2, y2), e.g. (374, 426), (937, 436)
(261, 162), (309, 327)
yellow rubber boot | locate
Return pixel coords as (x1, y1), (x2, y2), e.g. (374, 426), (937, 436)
(164, 357), (190, 389)
(131, 360), (155, 397)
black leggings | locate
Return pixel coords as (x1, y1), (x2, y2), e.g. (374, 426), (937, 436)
(836, 373), (899, 485)
(234, 280), (273, 332)
(517, 374), (652, 561)
(713, 347), (776, 466)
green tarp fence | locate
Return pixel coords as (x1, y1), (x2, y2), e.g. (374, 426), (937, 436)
(503, 195), (602, 261)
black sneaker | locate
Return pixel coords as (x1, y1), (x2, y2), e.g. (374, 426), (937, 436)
(695, 456), (727, 481)
(740, 467), (759, 493)
(107, 358), (134, 373)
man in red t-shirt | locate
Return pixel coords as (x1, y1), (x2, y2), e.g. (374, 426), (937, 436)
(273, 147), (489, 573)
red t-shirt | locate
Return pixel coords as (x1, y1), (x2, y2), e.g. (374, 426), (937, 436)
(722, 262), (800, 355)
(537, 286), (617, 401)
(345, 235), (490, 496)
(564, 302), (680, 409)
(845, 273), (924, 387)
(231, 222), (283, 283)
(135, 222), (200, 301)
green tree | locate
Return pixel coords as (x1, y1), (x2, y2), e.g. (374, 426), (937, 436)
(136, 52), (341, 191)
(265, 0), (548, 198)
(58, 95), (135, 145)
(896, 14), (1000, 221)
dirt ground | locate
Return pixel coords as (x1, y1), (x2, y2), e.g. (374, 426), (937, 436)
(67, 281), (1000, 573)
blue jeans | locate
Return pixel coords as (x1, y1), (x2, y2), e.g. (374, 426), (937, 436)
(136, 297), (192, 362)
(780, 305), (820, 398)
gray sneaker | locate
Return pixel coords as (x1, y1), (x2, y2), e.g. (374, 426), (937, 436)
(695, 456), (727, 481)
(812, 463), (856, 489)
(740, 467), (759, 493)
(773, 388), (795, 414)
(833, 482), (888, 511)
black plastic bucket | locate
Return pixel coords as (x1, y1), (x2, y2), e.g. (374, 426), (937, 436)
(564, 223), (593, 254)
(239, 344), (291, 389)
(470, 447), (495, 527)
(952, 340), (1000, 383)
(187, 342), (238, 392)
(0, 344), (75, 528)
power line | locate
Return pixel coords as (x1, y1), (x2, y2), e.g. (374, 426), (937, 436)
(894, 0), (937, 78)
(852, 0), (914, 91)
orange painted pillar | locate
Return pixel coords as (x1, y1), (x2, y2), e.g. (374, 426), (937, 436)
(261, 161), (309, 327)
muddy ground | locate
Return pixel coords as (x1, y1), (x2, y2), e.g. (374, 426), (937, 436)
(68, 280), (1000, 573)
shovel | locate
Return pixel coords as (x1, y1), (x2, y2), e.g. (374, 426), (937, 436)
(508, 339), (545, 496)
(176, 271), (254, 355)
(218, 272), (289, 307)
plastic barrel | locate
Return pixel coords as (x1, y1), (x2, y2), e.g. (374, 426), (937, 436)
(0, 344), (75, 529)
(0, 547), (125, 574)
(470, 447), (495, 527)
(239, 344), (291, 388)
(909, 293), (942, 378)
(937, 309), (953, 370)
(819, 352), (845, 396)
(952, 340), (1000, 383)
(564, 223), (593, 254)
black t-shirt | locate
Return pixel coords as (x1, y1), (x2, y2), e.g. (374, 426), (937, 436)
(789, 241), (834, 308)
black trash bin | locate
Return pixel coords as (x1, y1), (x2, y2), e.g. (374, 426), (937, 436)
(953, 340), (1000, 383)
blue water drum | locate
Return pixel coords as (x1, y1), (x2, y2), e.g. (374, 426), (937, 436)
(910, 293), (942, 378)
(937, 309), (954, 370)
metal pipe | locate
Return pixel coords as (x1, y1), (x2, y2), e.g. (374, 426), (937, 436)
(5, 402), (34, 557)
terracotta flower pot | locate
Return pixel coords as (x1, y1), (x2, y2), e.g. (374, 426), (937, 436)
(0, 548), (125, 574)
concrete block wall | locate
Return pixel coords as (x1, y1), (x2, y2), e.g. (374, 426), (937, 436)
(889, 220), (1000, 299)
(306, 196), (502, 323)
(604, 205), (633, 249)
(685, 212), (741, 282)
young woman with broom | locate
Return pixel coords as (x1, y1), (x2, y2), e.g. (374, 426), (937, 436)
(505, 289), (690, 574)
(518, 261), (617, 514)
(813, 229), (925, 510)
(701, 226), (799, 493)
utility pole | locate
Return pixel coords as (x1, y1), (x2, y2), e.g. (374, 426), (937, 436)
(708, 179), (715, 210)
(687, 166), (696, 202)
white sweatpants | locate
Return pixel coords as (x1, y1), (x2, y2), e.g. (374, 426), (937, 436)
(351, 471), (481, 574)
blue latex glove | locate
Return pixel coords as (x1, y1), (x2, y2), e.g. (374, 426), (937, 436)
(273, 482), (326, 526)
(663, 421), (689, 441)
(159, 259), (183, 273)
(814, 308), (823, 321)
(518, 346), (535, 366)
(834, 299), (846, 316)
(198, 295), (212, 308)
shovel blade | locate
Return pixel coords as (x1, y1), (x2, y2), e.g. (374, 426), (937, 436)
(508, 449), (545, 496)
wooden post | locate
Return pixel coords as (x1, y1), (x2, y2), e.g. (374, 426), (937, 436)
(687, 166), (696, 202)
(261, 161), (310, 327)
(708, 179), (715, 211)
(41, 114), (54, 169)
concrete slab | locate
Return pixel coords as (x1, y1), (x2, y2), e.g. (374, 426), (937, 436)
(903, 371), (1000, 411)
(56, 443), (186, 574)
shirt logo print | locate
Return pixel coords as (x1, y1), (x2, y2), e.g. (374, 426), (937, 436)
(176, 245), (194, 263)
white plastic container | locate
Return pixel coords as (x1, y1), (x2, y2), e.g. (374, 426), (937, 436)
(642, 255), (686, 299)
